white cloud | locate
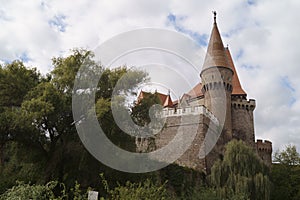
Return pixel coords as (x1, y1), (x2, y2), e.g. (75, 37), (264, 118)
(1, 0), (300, 153)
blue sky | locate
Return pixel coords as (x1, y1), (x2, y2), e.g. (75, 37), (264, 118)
(0, 0), (300, 153)
(166, 13), (208, 46)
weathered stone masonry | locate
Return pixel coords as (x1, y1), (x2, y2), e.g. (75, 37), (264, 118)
(136, 13), (272, 173)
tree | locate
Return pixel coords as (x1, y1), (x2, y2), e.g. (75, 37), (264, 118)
(209, 140), (270, 200)
(271, 145), (300, 200)
(274, 145), (300, 165)
(0, 60), (40, 107)
(51, 49), (96, 95)
(0, 61), (41, 166)
(131, 93), (162, 126)
(0, 49), (151, 193)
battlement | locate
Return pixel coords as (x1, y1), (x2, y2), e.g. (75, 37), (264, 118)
(232, 98), (256, 111)
(161, 105), (219, 126)
(256, 139), (272, 153)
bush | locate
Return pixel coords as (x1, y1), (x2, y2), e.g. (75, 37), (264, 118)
(0, 181), (87, 200)
(100, 174), (171, 200)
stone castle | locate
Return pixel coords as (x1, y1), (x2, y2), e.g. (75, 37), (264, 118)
(136, 13), (272, 173)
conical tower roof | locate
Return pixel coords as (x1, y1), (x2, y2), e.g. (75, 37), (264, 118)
(201, 13), (231, 72)
(225, 48), (247, 96)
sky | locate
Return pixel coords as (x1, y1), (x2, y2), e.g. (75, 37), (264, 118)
(1, 0), (300, 153)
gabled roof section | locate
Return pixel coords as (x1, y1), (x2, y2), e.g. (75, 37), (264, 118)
(187, 82), (204, 98)
(201, 14), (231, 72)
(137, 90), (174, 108)
(225, 48), (247, 96)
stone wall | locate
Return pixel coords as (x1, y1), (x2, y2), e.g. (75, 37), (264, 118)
(138, 105), (221, 172)
(256, 139), (272, 166)
(231, 98), (256, 148)
(135, 99), (272, 173)
(154, 114), (215, 172)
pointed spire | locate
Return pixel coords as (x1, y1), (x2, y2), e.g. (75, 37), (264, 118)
(213, 11), (217, 24)
(225, 48), (247, 96)
(201, 12), (231, 72)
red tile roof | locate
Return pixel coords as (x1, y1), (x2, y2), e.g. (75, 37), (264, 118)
(187, 82), (204, 98)
(137, 91), (174, 108)
(225, 48), (247, 96)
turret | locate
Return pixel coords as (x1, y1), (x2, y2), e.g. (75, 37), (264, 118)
(256, 139), (272, 166)
(200, 12), (233, 141)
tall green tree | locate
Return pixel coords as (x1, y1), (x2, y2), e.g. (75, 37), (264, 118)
(274, 145), (300, 166)
(271, 145), (300, 200)
(0, 48), (150, 193)
(209, 140), (270, 200)
(95, 67), (148, 151)
(0, 61), (41, 165)
(0, 61), (44, 192)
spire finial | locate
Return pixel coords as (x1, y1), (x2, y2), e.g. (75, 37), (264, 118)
(212, 11), (217, 23)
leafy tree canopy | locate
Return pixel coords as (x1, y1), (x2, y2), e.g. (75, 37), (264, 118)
(0, 60), (40, 107)
(210, 140), (270, 200)
(274, 144), (300, 166)
(271, 145), (300, 200)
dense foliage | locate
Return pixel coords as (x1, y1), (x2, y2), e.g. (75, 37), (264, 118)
(0, 181), (87, 200)
(0, 49), (149, 194)
(209, 140), (271, 200)
(270, 145), (300, 200)
(0, 49), (299, 199)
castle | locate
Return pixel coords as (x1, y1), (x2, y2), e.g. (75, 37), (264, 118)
(136, 13), (272, 173)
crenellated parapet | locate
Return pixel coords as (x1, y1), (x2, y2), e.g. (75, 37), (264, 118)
(256, 139), (272, 166)
(161, 105), (219, 126)
(256, 139), (272, 153)
(232, 98), (256, 111)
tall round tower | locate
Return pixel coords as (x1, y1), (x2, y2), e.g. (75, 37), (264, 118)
(200, 12), (233, 141)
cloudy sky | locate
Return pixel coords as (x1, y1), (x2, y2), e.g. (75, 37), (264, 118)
(1, 0), (300, 153)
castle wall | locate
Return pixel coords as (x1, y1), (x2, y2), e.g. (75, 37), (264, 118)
(256, 139), (272, 166)
(136, 106), (221, 173)
(154, 113), (220, 172)
(154, 115), (206, 171)
(231, 98), (256, 148)
(135, 100), (272, 173)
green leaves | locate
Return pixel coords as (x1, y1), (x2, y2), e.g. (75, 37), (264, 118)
(22, 82), (64, 119)
(131, 93), (161, 126)
(274, 145), (300, 166)
(51, 49), (96, 94)
(0, 48), (151, 196)
(95, 98), (111, 119)
(100, 174), (170, 200)
(210, 140), (270, 200)
(271, 145), (300, 200)
(0, 61), (40, 107)
(0, 181), (88, 200)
